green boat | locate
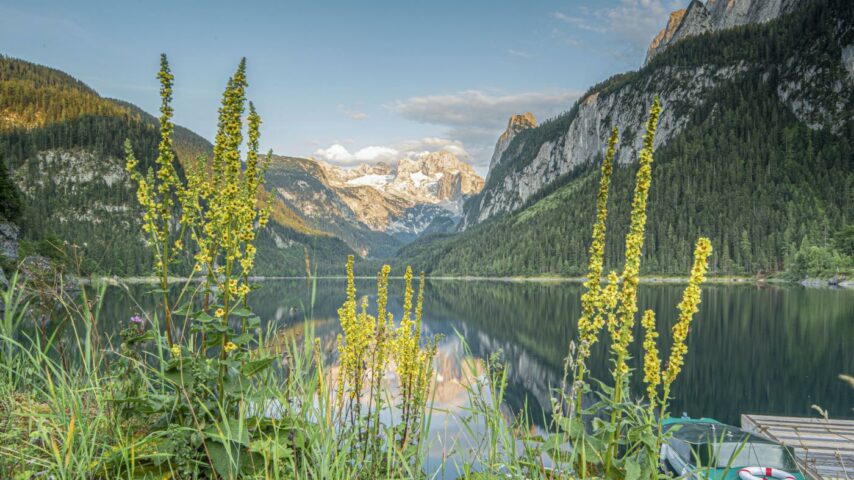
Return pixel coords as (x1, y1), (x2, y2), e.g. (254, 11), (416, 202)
(659, 417), (805, 480)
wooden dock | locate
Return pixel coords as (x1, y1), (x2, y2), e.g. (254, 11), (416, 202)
(741, 414), (854, 479)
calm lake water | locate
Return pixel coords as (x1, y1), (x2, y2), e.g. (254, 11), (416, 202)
(92, 278), (853, 471)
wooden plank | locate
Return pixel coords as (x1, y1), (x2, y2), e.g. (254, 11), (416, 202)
(745, 415), (854, 426)
(742, 414), (854, 480)
(765, 428), (854, 438)
(762, 424), (854, 433)
(766, 437), (854, 449)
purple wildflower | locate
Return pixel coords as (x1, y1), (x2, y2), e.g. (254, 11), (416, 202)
(130, 315), (144, 325)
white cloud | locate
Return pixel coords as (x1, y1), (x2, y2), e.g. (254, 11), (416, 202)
(312, 137), (475, 169)
(313, 144), (399, 166)
(396, 137), (470, 159)
(389, 89), (581, 129)
(386, 89), (582, 174)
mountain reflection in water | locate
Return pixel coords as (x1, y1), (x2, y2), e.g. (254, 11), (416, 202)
(91, 278), (853, 438)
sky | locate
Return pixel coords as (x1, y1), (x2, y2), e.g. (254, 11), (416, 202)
(0, 0), (687, 175)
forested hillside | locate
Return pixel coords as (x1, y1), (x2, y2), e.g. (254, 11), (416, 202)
(399, 79), (852, 276)
(399, 0), (854, 277)
(0, 55), (351, 276)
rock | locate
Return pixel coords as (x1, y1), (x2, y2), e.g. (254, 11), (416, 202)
(646, 4), (699, 64)
(0, 222), (20, 260)
(0, 266), (8, 291)
(487, 113), (537, 176)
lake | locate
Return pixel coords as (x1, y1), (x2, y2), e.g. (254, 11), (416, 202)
(91, 278), (853, 472)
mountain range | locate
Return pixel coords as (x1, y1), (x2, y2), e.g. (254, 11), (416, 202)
(1, 0), (851, 278)
(265, 151), (483, 257)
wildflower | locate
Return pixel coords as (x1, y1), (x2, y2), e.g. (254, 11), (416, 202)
(663, 237), (712, 386)
(641, 309), (661, 406)
(170, 344), (181, 358)
(129, 315), (144, 325)
(215, 308), (225, 318)
(576, 127), (619, 367)
(224, 342), (238, 353)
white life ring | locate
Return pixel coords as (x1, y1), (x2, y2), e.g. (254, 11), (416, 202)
(737, 466), (796, 480)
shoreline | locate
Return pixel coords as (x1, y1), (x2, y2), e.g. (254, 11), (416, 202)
(87, 274), (853, 289)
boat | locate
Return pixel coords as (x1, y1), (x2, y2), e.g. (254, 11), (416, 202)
(659, 417), (804, 480)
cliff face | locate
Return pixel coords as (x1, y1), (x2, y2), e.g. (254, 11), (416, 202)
(461, 0), (853, 229)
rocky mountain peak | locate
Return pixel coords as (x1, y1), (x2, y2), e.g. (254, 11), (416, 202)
(499, 113), (537, 144)
(646, 7), (690, 63)
(645, 0), (799, 64)
(646, 0), (711, 63)
(487, 112), (538, 177)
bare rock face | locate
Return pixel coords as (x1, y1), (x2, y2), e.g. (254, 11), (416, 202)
(487, 113), (537, 177)
(0, 222), (19, 261)
(645, 0), (800, 64)
(706, 0), (798, 30)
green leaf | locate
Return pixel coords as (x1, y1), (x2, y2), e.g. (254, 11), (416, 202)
(625, 458), (641, 480)
(206, 442), (238, 479)
(230, 307), (254, 317)
(204, 418), (250, 446)
(241, 357), (275, 377)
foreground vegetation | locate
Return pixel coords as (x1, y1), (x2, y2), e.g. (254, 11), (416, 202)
(0, 57), (751, 479)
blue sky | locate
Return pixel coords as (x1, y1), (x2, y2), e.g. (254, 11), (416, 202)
(0, 0), (686, 174)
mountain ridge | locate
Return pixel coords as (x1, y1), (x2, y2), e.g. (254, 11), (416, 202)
(400, 0), (853, 277)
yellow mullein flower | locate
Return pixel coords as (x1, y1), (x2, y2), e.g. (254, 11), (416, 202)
(170, 344), (181, 358)
(663, 237), (712, 386)
(576, 127), (619, 367)
(612, 97), (661, 373)
(214, 308), (225, 318)
(641, 309), (661, 408)
(224, 342), (237, 353)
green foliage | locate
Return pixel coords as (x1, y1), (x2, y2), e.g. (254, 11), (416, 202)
(0, 55), (134, 131)
(0, 152), (22, 222)
(833, 225), (854, 257)
(788, 237), (852, 279)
